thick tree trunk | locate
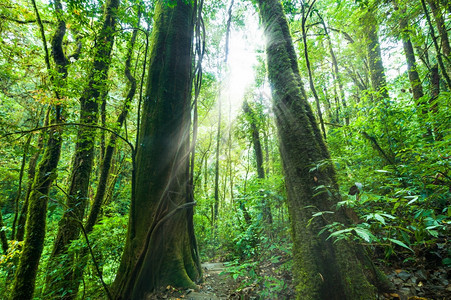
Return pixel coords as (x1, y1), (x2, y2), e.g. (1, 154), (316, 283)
(44, 0), (119, 298)
(112, 1), (201, 298)
(257, 1), (392, 298)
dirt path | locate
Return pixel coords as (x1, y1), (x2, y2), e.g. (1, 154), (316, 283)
(185, 262), (237, 300)
(150, 262), (239, 300)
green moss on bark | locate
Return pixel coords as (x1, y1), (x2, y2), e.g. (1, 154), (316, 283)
(113, 1), (201, 298)
(257, 0), (388, 299)
(10, 125), (62, 300)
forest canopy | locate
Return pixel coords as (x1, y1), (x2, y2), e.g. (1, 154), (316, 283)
(0, 0), (450, 299)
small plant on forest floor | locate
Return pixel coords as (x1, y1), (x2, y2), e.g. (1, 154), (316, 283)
(222, 237), (293, 298)
(311, 189), (450, 261)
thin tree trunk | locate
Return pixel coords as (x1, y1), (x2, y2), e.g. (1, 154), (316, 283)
(10, 0), (66, 297)
(430, 64), (442, 140)
(426, 0), (451, 63)
(0, 210), (8, 254)
(421, 0), (451, 89)
(213, 93), (221, 224)
(16, 114), (48, 242)
(318, 13), (349, 125)
(394, 1), (430, 136)
(363, 7), (389, 100)
(243, 100), (272, 224)
(11, 134), (32, 241)
(300, 2), (327, 140)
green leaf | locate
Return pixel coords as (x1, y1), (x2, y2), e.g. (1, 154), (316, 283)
(373, 213), (385, 225)
(327, 228), (353, 240)
(353, 228), (374, 243)
(312, 211), (334, 217)
(388, 238), (414, 252)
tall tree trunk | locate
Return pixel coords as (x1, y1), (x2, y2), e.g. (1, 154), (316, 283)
(213, 93), (221, 224)
(10, 0), (66, 297)
(421, 0), (451, 89)
(68, 13), (141, 298)
(394, 1), (430, 136)
(301, 4), (327, 140)
(0, 210), (8, 253)
(16, 115), (47, 242)
(318, 13), (349, 126)
(243, 100), (272, 224)
(429, 64), (442, 140)
(112, 1), (201, 298)
(257, 1), (392, 298)
(10, 134), (31, 241)
(361, 5), (397, 164)
(44, 0), (119, 297)
(363, 7), (389, 100)
(426, 0), (451, 63)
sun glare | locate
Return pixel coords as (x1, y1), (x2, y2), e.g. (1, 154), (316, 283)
(222, 11), (262, 119)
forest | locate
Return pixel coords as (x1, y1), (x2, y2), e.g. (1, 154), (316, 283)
(0, 0), (450, 299)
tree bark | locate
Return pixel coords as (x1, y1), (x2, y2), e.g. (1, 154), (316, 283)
(301, 4), (327, 140)
(112, 1), (201, 298)
(362, 7), (389, 101)
(421, 0), (451, 89)
(393, 1), (430, 136)
(426, 0), (450, 63)
(318, 13), (349, 126)
(10, 0), (66, 297)
(44, 0), (119, 297)
(67, 12), (141, 299)
(243, 100), (272, 224)
(11, 134), (31, 241)
(257, 0), (392, 298)
(0, 210), (8, 253)
(16, 114), (47, 242)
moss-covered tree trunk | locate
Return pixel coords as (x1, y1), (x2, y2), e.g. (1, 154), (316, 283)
(393, 1), (430, 136)
(257, 1), (392, 298)
(16, 115), (47, 242)
(426, 0), (450, 63)
(68, 16), (140, 297)
(44, 0), (119, 298)
(362, 7), (389, 101)
(421, 0), (451, 89)
(112, 1), (201, 298)
(10, 0), (66, 297)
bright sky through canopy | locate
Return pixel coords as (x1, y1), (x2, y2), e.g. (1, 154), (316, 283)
(223, 9), (262, 118)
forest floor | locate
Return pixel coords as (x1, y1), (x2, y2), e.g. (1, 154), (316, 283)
(148, 243), (450, 299)
(148, 262), (240, 299)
